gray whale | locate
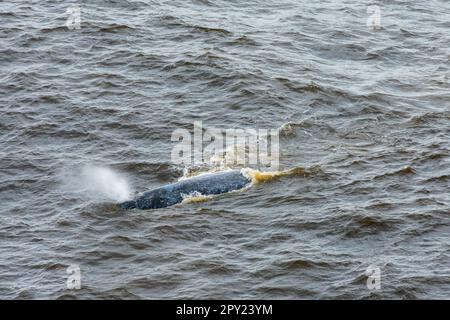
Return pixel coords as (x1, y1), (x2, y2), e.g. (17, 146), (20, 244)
(120, 170), (251, 209)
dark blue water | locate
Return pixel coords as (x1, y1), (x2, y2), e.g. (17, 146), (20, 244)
(1, 0), (449, 299)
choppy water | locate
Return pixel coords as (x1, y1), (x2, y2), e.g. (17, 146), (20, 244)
(1, 0), (450, 299)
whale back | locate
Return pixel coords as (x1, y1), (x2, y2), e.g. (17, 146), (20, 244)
(120, 170), (251, 209)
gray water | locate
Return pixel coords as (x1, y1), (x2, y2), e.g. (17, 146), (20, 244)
(1, 0), (449, 299)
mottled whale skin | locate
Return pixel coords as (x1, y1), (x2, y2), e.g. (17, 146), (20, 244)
(120, 170), (251, 209)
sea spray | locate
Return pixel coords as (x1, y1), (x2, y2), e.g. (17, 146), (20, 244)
(62, 165), (132, 202)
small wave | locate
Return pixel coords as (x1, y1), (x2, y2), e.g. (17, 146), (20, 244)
(158, 14), (187, 27)
(277, 118), (337, 138)
(40, 26), (69, 33)
(192, 25), (231, 35)
(99, 24), (135, 33)
(406, 112), (450, 126)
(373, 166), (417, 180)
(342, 215), (400, 238)
(157, 14), (231, 36)
(277, 120), (313, 137)
(229, 35), (258, 46)
(0, 12), (16, 17)
(424, 174), (450, 183)
(275, 78), (322, 94)
(399, 28), (418, 37)
(276, 258), (330, 270)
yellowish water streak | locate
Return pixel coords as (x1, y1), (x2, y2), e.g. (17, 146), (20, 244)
(241, 167), (307, 184)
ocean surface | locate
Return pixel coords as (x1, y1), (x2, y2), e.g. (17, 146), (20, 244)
(1, 0), (449, 299)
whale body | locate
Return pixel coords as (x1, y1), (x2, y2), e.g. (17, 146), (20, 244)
(120, 170), (251, 209)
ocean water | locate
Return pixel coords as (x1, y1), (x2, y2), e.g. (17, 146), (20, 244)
(1, 0), (449, 299)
